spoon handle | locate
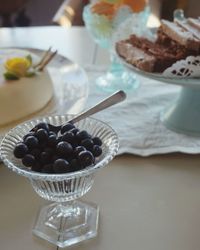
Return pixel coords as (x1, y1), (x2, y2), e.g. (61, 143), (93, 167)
(69, 90), (126, 124)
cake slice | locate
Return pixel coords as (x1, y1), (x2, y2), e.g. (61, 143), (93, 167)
(116, 34), (192, 72)
(188, 18), (200, 31)
(174, 19), (200, 42)
(116, 41), (156, 72)
(161, 19), (200, 51)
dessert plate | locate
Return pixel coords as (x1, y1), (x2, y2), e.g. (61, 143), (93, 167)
(0, 48), (89, 142)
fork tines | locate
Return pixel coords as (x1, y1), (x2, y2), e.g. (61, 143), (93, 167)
(34, 47), (57, 71)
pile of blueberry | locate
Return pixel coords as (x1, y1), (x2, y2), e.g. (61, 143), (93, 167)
(13, 122), (103, 174)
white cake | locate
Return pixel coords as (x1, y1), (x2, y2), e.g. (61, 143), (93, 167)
(0, 49), (54, 126)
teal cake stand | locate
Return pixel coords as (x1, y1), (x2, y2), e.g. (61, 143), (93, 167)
(119, 56), (200, 136)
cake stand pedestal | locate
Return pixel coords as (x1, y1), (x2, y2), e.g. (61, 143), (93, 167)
(160, 86), (200, 136)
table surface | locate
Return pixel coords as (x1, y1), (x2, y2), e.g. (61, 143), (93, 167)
(1, 26), (200, 250)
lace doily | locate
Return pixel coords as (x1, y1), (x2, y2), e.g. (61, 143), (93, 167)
(163, 56), (200, 78)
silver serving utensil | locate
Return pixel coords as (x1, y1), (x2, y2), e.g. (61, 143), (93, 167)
(33, 90), (126, 133)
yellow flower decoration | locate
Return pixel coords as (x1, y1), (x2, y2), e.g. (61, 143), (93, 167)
(5, 57), (31, 77)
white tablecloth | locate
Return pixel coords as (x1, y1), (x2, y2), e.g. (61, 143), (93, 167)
(84, 69), (200, 156)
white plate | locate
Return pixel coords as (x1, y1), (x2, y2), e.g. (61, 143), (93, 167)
(0, 47), (89, 140)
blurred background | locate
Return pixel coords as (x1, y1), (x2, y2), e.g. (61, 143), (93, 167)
(0, 0), (199, 28)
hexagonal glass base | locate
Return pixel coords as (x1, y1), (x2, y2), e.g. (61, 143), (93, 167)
(33, 200), (99, 248)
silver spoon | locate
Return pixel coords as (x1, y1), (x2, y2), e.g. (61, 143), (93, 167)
(33, 90), (126, 133)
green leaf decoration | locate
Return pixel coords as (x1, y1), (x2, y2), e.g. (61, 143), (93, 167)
(25, 71), (36, 77)
(4, 72), (19, 80)
(26, 54), (32, 65)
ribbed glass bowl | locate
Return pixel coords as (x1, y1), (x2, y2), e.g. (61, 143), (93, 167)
(0, 114), (119, 248)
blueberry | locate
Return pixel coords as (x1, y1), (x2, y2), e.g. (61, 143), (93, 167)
(74, 146), (86, 156)
(60, 123), (75, 134)
(22, 154), (36, 167)
(35, 128), (49, 143)
(44, 147), (54, 155)
(56, 136), (62, 144)
(48, 134), (57, 147)
(69, 128), (79, 135)
(30, 148), (41, 160)
(13, 143), (28, 158)
(53, 159), (70, 173)
(92, 145), (102, 157)
(92, 137), (102, 146)
(38, 142), (46, 152)
(81, 138), (94, 151)
(35, 122), (49, 132)
(76, 130), (90, 141)
(52, 154), (59, 162)
(78, 150), (94, 168)
(62, 131), (75, 143)
(40, 151), (52, 164)
(70, 158), (80, 171)
(31, 163), (42, 172)
(24, 136), (39, 150)
(49, 131), (56, 137)
(56, 141), (73, 157)
(23, 132), (35, 141)
(41, 164), (54, 173)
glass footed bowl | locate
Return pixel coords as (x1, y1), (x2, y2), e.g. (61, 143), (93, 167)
(83, 4), (150, 93)
(0, 114), (119, 248)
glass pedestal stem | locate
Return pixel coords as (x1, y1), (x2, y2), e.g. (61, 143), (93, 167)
(96, 51), (140, 92)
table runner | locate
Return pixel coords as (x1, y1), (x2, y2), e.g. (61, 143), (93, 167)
(83, 68), (200, 156)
